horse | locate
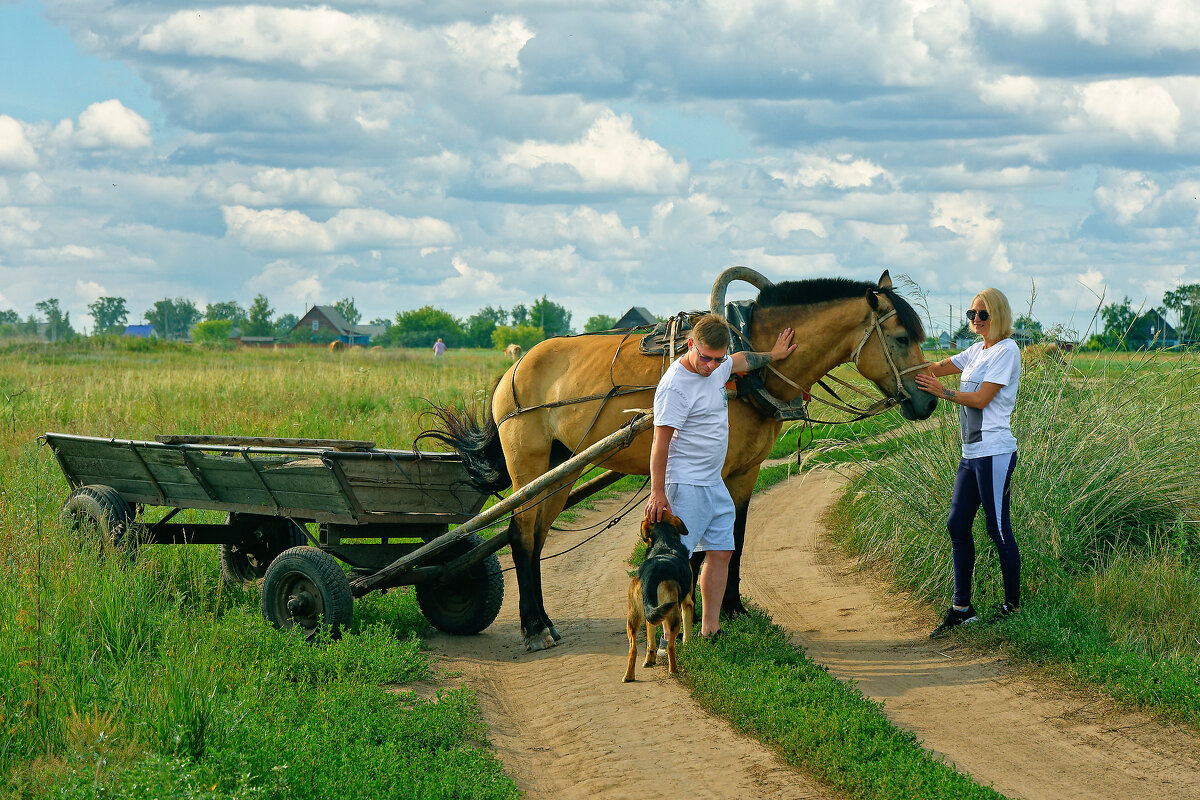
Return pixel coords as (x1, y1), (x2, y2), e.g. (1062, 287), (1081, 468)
(504, 343), (522, 360)
(421, 268), (937, 651)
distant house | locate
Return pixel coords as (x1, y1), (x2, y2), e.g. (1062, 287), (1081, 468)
(1128, 309), (1178, 349)
(936, 332), (954, 350)
(614, 306), (657, 329)
(236, 335), (279, 348)
(123, 324), (156, 338)
(291, 305), (384, 345)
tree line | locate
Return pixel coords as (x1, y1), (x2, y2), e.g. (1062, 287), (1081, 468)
(0, 293), (632, 349)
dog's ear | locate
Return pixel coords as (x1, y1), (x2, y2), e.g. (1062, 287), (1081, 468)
(639, 518), (654, 545)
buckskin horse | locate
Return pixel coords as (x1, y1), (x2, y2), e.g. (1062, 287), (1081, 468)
(421, 268), (937, 651)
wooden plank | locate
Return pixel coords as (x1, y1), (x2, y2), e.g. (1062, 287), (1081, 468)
(331, 455), (470, 487)
(348, 484), (488, 515)
(66, 473), (355, 516)
(156, 434), (376, 450)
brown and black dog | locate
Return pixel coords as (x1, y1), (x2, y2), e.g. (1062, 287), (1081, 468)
(623, 512), (694, 682)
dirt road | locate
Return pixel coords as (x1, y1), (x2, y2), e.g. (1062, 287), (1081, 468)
(426, 469), (1200, 799)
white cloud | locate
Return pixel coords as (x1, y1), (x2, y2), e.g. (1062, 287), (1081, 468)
(499, 206), (642, 256)
(1077, 80), (1180, 147)
(930, 193), (1013, 273)
(769, 155), (889, 191)
(203, 168), (364, 207)
(247, 259), (325, 309)
(978, 75), (1042, 113)
(771, 211), (827, 239)
(488, 110), (688, 194)
(0, 116), (38, 170)
(0, 207), (40, 247)
(222, 206), (455, 253)
(72, 100), (152, 150)
(1093, 171), (1159, 225)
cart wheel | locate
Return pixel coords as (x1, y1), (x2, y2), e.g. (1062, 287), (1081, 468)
(416, 533), (504, 635)
(218, 515), (308, 586)
(261, 546), (353, 639)
(62, 485), (135, 552)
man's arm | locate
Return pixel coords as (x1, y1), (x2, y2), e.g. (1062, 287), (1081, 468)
(729, 327), (796, 373)
(644, 425), (675, 522)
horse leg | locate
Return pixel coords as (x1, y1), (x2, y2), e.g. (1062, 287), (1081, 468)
(506, 514), (557, 651)
(721, 470), (760, 617)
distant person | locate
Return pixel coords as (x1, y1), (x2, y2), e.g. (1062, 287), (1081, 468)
(433, 338), (446, 359)
(916, 288), (1022, 638)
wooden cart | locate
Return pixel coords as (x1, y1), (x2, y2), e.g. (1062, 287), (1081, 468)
(41, 415), (649, 638)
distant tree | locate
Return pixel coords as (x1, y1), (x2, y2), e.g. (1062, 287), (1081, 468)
(146, 298), (201, 341)
(88, 296), (128, 335)
(583, 314), (617, 333)
(0, 309), (19, 324)
(204, 301), (245, 328)
(491, 324), (544, 351)
(334, 297), (361, 326)
(1163, 283), (1200, 343)
(528, 295), (572, 337)
(1100, 297), (1136, 339)
(192, 319), (234, 345)
(463, 305), (508, 349)
(273, 313), (299, 338)
(1013, 313), (1043, 337)
(510, 303), (529, 327)
(35, 299), (76, 342)
(244, 294), (274, 337)
(390, 306), (463, 348)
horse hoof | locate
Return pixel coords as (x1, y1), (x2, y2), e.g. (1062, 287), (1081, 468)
(525, 632), (557, 652)
(548, 625), (562, 642)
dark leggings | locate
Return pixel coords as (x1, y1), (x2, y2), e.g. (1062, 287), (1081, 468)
(947, 452), (1020, 608)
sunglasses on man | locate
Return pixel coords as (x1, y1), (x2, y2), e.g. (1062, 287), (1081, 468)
(965, 309), (990, 322)
(688, 340), (727, 365)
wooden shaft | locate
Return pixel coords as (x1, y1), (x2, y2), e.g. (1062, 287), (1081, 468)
(350, 412), (653, 595)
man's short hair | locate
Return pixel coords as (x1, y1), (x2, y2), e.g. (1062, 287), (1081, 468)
(691, 314), (730, 351)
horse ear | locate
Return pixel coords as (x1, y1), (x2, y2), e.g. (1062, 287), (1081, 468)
(878, 270), (893, 290)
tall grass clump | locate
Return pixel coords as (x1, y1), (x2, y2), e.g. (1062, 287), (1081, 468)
(832, 347), (1200, 725)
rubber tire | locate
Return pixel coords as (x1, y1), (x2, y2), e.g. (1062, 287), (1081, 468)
(218, 515), (308, 587)
(261, 546), (353, 639)
(62, 484), (135, 551)
(416, 533), (504, 635)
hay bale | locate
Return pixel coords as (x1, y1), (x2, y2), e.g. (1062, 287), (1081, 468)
(328, 340), (345, 353)
(1022, 342), (1065, 366)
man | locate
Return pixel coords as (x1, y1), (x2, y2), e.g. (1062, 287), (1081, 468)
(645, 314), (795, 643)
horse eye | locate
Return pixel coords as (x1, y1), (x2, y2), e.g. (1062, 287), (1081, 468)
(896, 336), (909, 347)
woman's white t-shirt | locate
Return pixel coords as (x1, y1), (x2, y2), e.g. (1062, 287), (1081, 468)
(949, 338), (1021, 459)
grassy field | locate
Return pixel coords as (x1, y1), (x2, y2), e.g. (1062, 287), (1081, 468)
(0, 342), (520, 799)
(4, 340), (1195, 798)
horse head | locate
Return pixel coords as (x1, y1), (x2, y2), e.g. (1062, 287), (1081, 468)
(852, 271), (937, 420)
(709, 266), (937, 422)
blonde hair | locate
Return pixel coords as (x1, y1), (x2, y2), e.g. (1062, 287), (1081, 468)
(974, 288), (1014, 340)
(690, 314), (730, 351)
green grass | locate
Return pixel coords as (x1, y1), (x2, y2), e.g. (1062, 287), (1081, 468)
(679, 608), (1007, 800)
(0, 344), (519, 798)
(830, 346), (1200, 727)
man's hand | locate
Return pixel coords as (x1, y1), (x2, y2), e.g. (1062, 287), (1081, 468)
(771, 327), (796, 362)
(645, 489), (671, 522)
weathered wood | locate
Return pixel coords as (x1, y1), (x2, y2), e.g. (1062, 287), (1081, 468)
(155, 434), (376, 450)
(350, 412), (653, 595)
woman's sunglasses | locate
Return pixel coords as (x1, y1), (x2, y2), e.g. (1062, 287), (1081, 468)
(966, 309), (990, 322)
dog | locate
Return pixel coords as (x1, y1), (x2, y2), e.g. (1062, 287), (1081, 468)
(623, 512), (694, 682)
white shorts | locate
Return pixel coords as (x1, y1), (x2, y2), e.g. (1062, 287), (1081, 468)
(666, 482), (736, 554)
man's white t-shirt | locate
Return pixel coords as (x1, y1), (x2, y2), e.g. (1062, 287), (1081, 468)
(652, 357), (734, 486)
(950, 338), (1021, 459)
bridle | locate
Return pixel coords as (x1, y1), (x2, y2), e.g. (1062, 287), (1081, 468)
(754, 306), (932, 422)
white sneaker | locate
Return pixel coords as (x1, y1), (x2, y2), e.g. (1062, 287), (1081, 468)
(656, 635), (669, 659)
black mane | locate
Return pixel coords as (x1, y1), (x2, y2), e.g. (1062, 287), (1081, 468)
(757, 278), (925, 340)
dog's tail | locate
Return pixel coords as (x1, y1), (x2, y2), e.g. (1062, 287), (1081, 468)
(643, 582), (682, 625)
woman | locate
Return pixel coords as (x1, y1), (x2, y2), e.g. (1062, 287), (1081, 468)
(915, 288), (1022, 638)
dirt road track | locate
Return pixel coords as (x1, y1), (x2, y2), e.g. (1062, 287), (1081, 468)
(426, 470), (1200, 799)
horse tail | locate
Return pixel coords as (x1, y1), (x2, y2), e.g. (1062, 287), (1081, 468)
(416, 382), (512, 495)
(642, 582), (681, 625)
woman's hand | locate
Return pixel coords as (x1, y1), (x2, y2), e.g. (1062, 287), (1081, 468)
(915, 371), (948, 399)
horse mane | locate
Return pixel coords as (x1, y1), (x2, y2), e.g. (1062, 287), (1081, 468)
(757, 278), (925, 340)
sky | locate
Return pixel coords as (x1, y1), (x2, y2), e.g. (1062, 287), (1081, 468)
(2, 0), (1199, 337)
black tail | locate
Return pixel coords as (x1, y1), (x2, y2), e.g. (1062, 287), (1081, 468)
(642, 583), (681, 625)
(415, 387), (512, 495)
